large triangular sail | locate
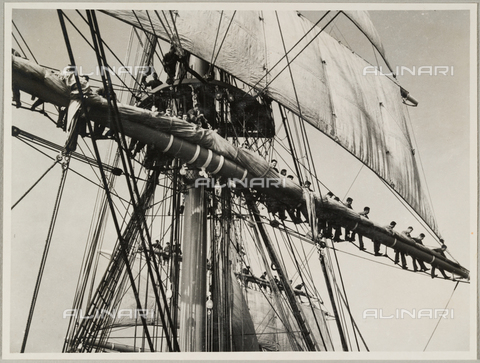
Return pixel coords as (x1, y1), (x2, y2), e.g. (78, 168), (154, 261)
(101, 10), (439, 236)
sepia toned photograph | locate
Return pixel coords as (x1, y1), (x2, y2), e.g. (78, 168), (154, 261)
(3, 2), (477, 360)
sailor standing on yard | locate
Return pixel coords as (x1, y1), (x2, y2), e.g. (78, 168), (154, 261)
(375, 221), (396, 256)
(343, 197), (354, 241)
(431, 243), (451, 279)
(395, 226), (413, 269)
(350, 206), (370, 251)
(411, 233), (429, 272)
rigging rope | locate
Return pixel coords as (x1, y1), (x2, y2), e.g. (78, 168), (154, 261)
(342, 164), (364, 201)
(131, 10), (165, 68)
(169, 10), (183, 51)
(145, 11), (166, 61)
(12, 33), (27, 58)
(404, 106), (440, 234)
(12, 20), (38, 63)
(89, 11), (181, 351)
(73, 11), (145, 96)
(241, 11), (333, 99)
(209, 11), (224, 67)
(211, 11), (237, 67)
(280, 221), (330, 350)
(14, 134), (129, 205)
(154, 10), (174, 44)
(423, 281), (459, 351)
(325, 244), (370, 351)
(275, 12), (322, 195)
(324, 245), (352, 350)
(21, 154), (70, 352)
(11, 158), (59, 209)
(329, 241), (360, 350)
(58, 10), (157, 351)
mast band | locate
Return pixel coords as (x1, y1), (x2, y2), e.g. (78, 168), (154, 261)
(391, 239), (397, 247)
(187, 145), (201, 164)
(211, 156), (224, 175)
(201, 149), (213, 169)
(352, 222), (358, 231)
(162, 135), (174, 153)
(431, 256), (436, 264)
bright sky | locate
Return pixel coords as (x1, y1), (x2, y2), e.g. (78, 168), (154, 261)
(4, 4), (476, 360)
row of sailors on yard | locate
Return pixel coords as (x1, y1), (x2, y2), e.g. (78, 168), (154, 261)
(143, 103), (214, 131)
(137, 240), (182, 266)
(321, 193), (452, 279)
(236, 267), (317, 302)
(267, 159), (452, 280)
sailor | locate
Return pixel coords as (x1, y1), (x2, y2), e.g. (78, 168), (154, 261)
(30, 97), (46, 112)
(162, 242), (171, 265)
(318, 192), (334, 239)
(351, 206), (370, 251)
(343, 197), (353, 241)
(411, 233), (429, 272)
(95, 85), (118, 100)
(173, 243), (182, 262)
(163, 45), (180, 84)
(270, 159), (279, 173)
(259, 271), (268, 292)
(142, 72), (163, 90)
(60, 67), (92, 152)
(93, 86), (118, 138)
(303, 180), (313, 192)
(332, 197), (343, 242)
(187, 103), (207, 127)
(295, 180), (313, 223)
(294, 282), (304, 291)
(375, 221), (396, 256)
(274, 276), (283, 291)
(431, 243), (450, 279)
(280, 169), (287, 177)
(395, 226), (413, 269)
(12, 49), (22, 108)
(242, 266), (255, 288)
(152, 240), (163, 263)
(294, 282), (307, 301)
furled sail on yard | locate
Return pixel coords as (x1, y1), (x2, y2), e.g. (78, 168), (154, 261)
(102, 10), (439, 236)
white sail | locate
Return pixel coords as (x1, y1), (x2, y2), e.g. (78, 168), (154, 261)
(102, 10), (439, 235)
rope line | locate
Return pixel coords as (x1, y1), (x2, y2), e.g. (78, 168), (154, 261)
(12, 20), (38, 63)
(21, 156), (70, 352)
(58, 9), (156, 351)
(423, 281), (459, 351)
(11, 158), (59, 209)
(209, 11), (224, 66)
(212, 11), (237, 66)
(241, 11), (333, 99)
